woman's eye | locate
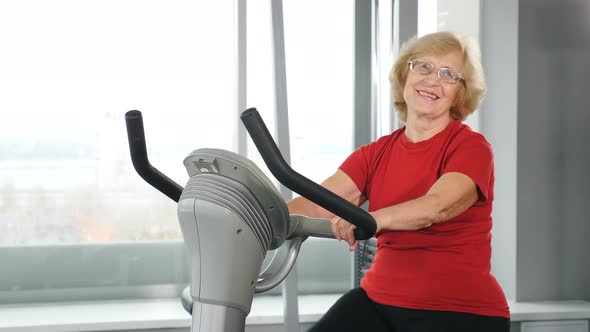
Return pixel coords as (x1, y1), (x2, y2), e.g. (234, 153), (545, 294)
(440, 70), (453, 78)
(416, 63), (432, 72)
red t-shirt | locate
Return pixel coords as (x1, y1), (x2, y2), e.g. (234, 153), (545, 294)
(339, 120), (510, 318)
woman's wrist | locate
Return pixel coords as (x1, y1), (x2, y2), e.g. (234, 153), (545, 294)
(370, 210), (386, 234)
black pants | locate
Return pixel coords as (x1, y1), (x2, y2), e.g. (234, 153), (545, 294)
(309, 288), (510, 332)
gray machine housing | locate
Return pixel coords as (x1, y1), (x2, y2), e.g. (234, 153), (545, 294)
(178, 148), (307, 331)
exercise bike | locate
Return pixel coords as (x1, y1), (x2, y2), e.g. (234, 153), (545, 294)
(125, 108), (376, 332)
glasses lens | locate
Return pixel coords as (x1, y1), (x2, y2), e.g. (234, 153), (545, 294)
(410, 60), (433, 75)
(438, 68), (461, 84)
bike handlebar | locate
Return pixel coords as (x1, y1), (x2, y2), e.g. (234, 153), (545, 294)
(240, 108), (376, 240)
(125, 110), (184, 203)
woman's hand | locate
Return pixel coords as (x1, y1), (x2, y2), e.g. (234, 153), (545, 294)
(331, 216), (358, 251)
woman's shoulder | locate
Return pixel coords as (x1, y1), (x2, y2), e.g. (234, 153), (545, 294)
(452, 121), (492, 149)
(441, 122), (494, 163)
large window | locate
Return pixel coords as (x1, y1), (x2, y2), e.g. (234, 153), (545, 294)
(0, 0), (354, 245)
(246, 0), (354, 184)
(0, 0), (236, 244)
(0, 0), (356, 303)
(283, 0), (354, 182)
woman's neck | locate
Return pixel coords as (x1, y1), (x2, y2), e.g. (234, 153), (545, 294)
(404, 112), (453, 143)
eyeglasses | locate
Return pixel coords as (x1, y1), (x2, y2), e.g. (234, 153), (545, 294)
(407, 59), (464, 84)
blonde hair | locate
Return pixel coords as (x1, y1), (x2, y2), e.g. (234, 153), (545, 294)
(390, 31), (486, 122)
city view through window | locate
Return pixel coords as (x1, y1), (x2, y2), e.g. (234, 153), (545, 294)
(0, 0), (353, 245)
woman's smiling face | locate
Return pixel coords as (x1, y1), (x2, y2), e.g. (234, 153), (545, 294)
(402, 51), (464, 121)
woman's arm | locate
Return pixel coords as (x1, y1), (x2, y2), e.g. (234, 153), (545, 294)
(287, 169), (366, 218)
(373, 171), (478, 232)
(333, 171), (479, 250)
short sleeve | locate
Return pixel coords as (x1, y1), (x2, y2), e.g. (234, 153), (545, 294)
(338, 132), (398, 198)
(442, 134), (494, 202)
(339, 145), (370, 196)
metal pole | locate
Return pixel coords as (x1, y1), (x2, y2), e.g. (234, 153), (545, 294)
(372, 0), (380, 140)
(269, 0), (299, 331)
(235, 0), (248, 156)
(354, 0), (373, 150)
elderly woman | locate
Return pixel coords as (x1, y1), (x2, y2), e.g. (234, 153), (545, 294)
(288, 31), (510, 332)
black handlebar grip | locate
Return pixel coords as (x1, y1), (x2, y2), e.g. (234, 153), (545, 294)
(240, 108), (376, 240)
(125, 110), (183, 203)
